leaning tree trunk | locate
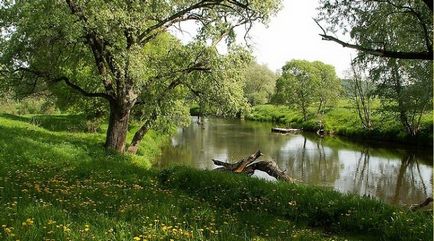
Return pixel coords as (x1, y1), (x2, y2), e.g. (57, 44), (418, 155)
(127, 111), (158, 154)
(105, 102), (131, 153)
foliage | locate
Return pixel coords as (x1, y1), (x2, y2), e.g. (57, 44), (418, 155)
(368, 58), (433, 136)
(273, 60), (319, 121)
(316, 0), (433, 136)
(185, 45), (253, 118)
(0, 0), (282, 152)
(0, 96), (58, 115)
(273, 60), (340, 121)
(0, 113), (399, 241)
(316, 0), (433, 60)
(312, 61), (341, 114)
(243, 62), (277, 106)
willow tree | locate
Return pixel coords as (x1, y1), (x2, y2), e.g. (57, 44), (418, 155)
(0, 0), (280, 153)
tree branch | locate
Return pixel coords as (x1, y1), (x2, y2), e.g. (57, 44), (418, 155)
(65, 0), (118, 97)
(54, 76), (112, 100)
(313, 19), (433, 60)
(16, 67), (111, 100)
(138, 0), (211, 44)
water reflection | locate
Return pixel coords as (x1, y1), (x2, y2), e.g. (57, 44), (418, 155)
(156, 118), (433, 205)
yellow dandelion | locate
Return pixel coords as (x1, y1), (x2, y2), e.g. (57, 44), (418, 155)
(63, 226), (71, 232)
(25, 218), (34, 225)
(133, 237), (141, 241)
(84, 224), (90, 232)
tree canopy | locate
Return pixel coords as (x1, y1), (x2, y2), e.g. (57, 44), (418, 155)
(273, 60), (339, 121)
(316, 0), (433, 60)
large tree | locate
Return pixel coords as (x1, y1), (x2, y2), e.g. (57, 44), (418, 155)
(0, 0), (280, 153)
(273, 60), (319, 121)
(273, 60), (340, 121)
(315, 0), (433, 60)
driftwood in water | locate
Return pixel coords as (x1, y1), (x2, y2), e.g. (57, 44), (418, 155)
(271, 127), (301, 134)
(212, 150), (295, 182)
(410, 197), (433, 211)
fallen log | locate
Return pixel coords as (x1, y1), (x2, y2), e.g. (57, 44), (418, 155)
(271, 127), (301, 134)
(212, 150), (296, 182)
(212, 150), (262, 174)
(410, 197), (433, 211)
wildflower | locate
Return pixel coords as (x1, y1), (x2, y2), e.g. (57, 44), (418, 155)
(4, 227), (12, 234)
(25, 218), (34, 225)
(133, 237), (141, 241)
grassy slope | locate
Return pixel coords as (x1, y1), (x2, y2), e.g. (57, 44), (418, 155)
(0, 114), (432, 241)
(246, 101), (433, 145)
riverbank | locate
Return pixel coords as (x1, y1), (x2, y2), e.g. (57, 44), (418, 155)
(0, 114), (432, 241)
(246, 103), (433, 145)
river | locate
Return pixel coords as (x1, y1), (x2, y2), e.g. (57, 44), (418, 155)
(156, 117), (433, 206)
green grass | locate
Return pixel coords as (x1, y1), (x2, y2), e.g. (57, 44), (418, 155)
(0, 113), (432, 241)
(246, 102), (433, 145)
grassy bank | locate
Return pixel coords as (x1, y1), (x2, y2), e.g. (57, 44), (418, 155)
(0, 114), (432, 241)
(246, 103), (433, 145)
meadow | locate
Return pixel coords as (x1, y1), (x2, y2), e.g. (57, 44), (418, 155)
(0, 113), (432, 241)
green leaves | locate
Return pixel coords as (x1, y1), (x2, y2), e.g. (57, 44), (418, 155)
(316, 0), (432, 60)
(243, 62), (277, 106)
(273, 60), (340, 120)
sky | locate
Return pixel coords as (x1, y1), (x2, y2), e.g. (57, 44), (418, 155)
(246, 0), (356, 77)
(171, 1), (356, 78)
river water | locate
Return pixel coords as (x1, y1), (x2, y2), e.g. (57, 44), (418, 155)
(156, 118), (433, 206)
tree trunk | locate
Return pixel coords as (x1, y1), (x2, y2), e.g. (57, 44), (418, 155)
(105, 103), (131, 153)
(127, 111), (157, 154)
(301, 104), (308, 121)
(317, 97), (324, 115)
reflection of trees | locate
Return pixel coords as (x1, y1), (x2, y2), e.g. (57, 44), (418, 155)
(300, 137), (306, 180)
(283, 135), (341, 185)
(392, 154), (431, 205)
(353, 147), (370, 196)
(349, 150), (429, 205)
(392, 154), (414, 204)
(415, 160), (428, 197)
